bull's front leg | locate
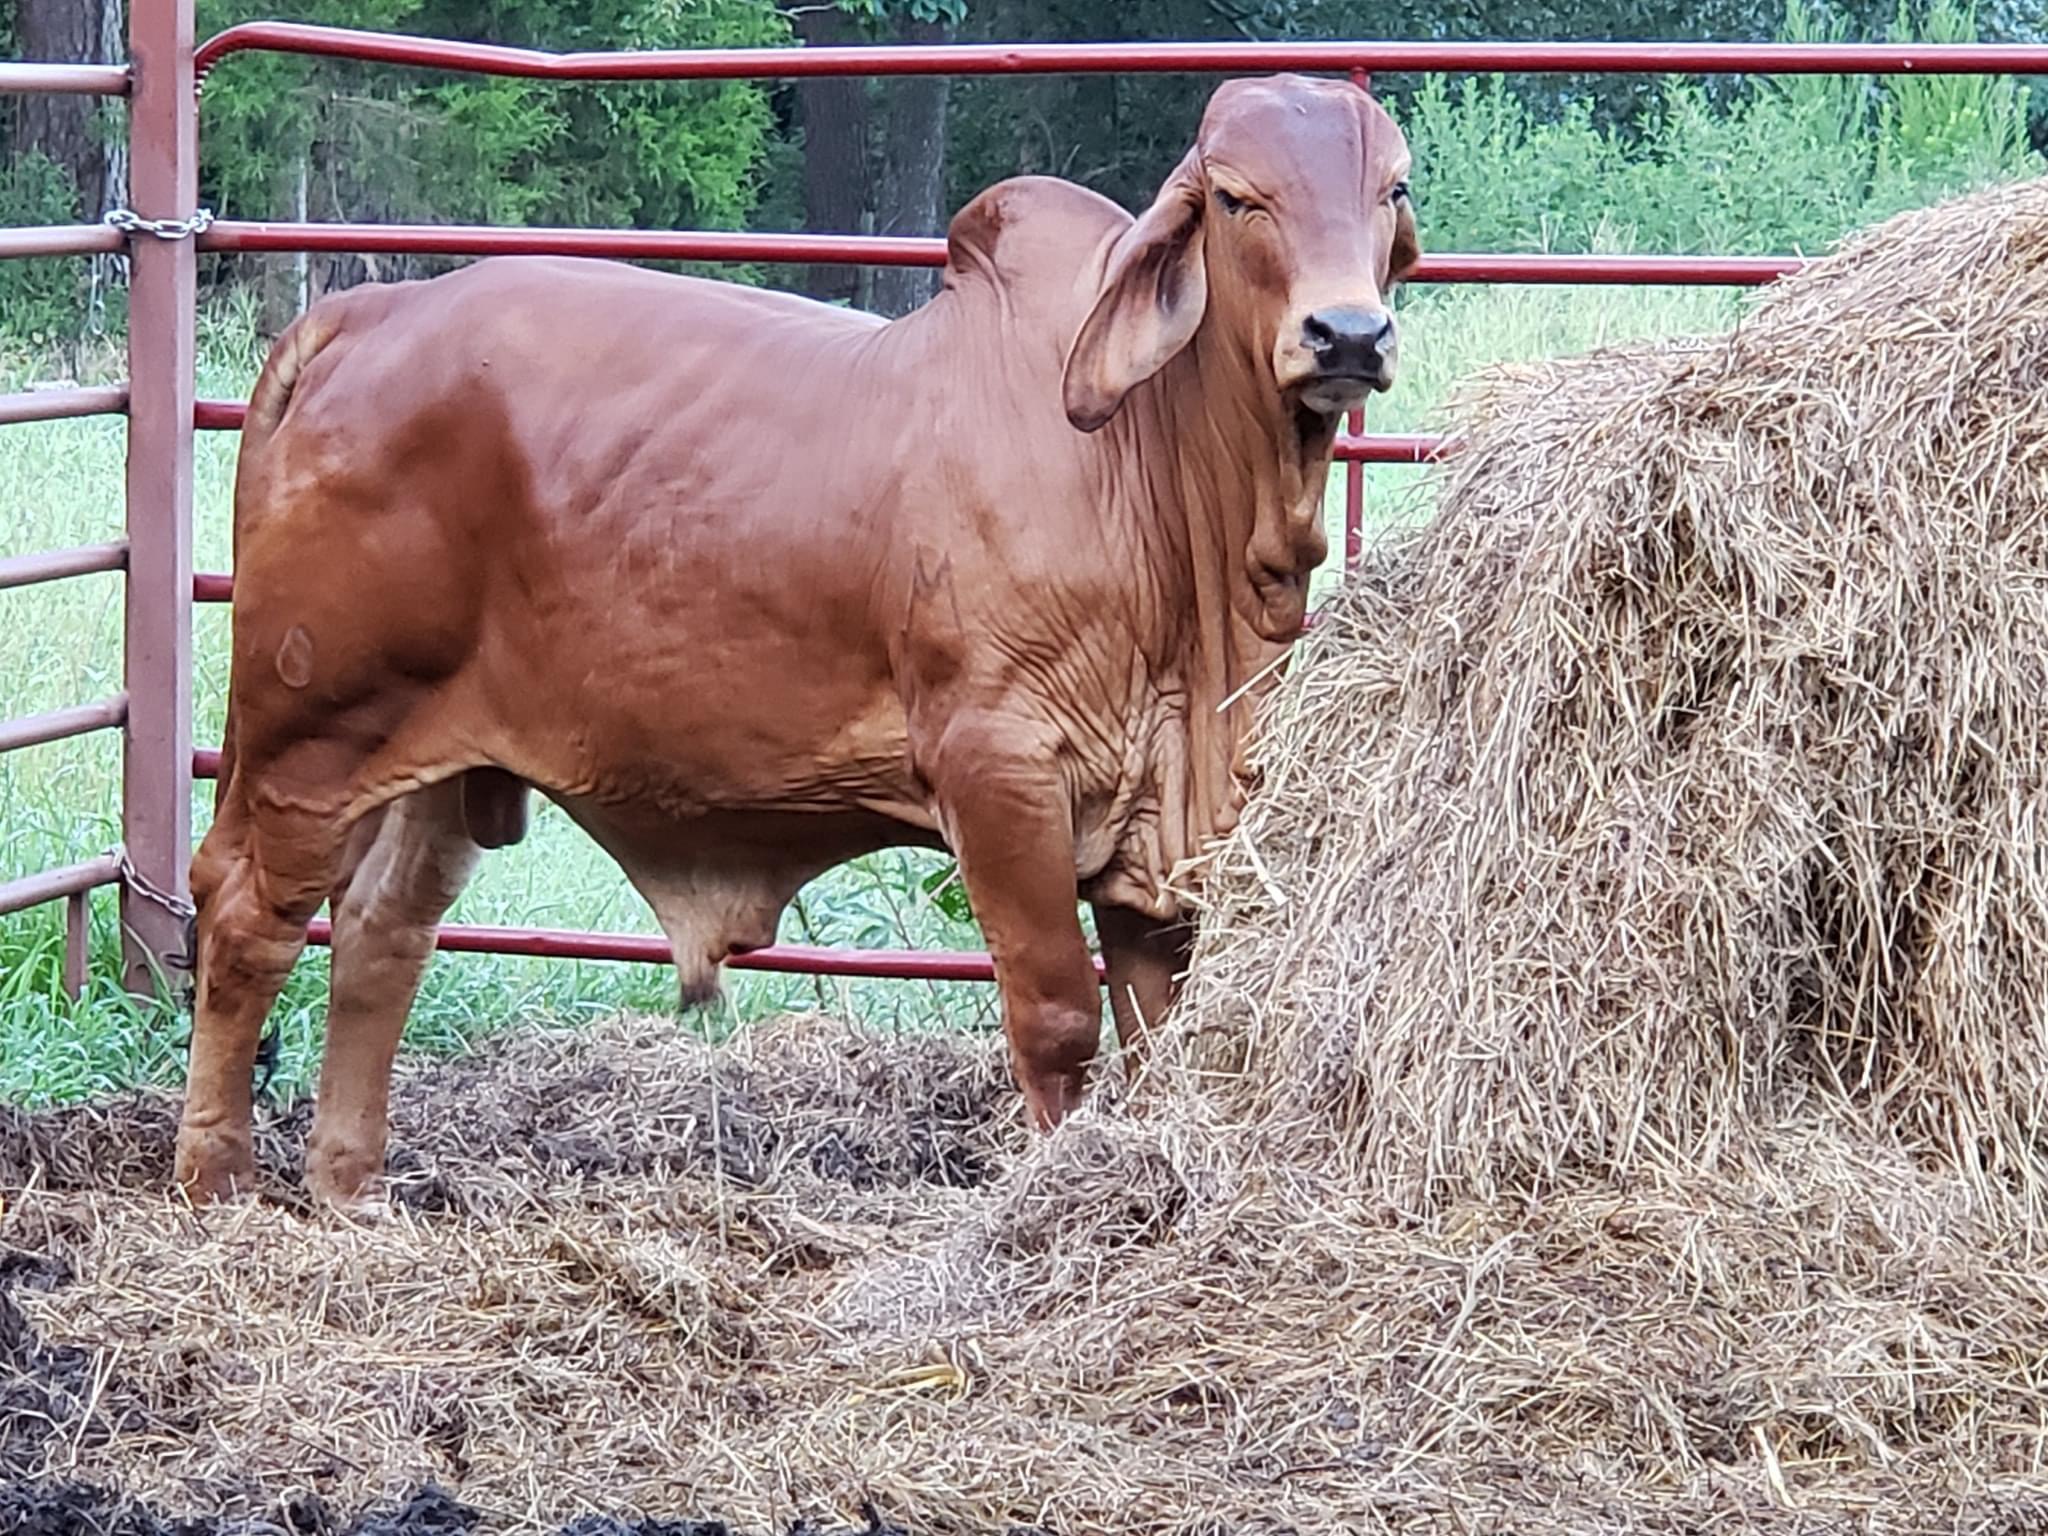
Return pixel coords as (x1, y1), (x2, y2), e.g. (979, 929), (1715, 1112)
(927, 722), (1103, 1128)
(1091, 903), (1192, 1076)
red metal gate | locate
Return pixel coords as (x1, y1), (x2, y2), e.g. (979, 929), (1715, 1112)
(5, 8), (2048, 995)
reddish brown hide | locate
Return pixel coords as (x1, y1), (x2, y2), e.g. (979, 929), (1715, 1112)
(177, 73), (1420, 1208)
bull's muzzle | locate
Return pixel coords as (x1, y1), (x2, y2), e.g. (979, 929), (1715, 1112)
(1289, 304), (1398, 414)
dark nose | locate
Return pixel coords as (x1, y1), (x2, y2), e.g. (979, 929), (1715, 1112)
(1302, 306), (1397, 379)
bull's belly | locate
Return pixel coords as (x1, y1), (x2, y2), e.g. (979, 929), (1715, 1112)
(476, 632), (922, 817)
(457, 658), (946, 996)
(548, 795), (946, 1003)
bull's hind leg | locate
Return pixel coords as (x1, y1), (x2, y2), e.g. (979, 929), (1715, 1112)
(177, 781), (353, 1203)
(303, 777), (485, 1210)
(1092, 903), (1191, 1072)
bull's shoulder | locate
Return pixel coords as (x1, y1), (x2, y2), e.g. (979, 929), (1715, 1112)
(943, 176), (1131, 294)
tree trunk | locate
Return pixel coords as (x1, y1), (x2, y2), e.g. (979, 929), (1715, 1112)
(13, 0), (109, 217)
(96, 0), (125, 214)
(795, 6), (869, 307)
(869, 16), (953, 319)
(293, 149), (312, 314)
(85, 0), (127, 342)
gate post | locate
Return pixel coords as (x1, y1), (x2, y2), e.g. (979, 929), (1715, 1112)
(121, 0), (197, 993)
(1343, 406), (1366, 569)
(1341, 67), (1372, 573)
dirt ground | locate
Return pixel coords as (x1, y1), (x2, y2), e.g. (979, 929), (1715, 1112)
(0, 1478), (923, 1536)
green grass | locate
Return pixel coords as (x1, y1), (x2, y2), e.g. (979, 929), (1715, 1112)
(1, 279), (1747, 1104)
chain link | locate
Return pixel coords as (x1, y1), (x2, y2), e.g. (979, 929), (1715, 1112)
(114, 847), (198, 924)
(103, 207), (216, 242)
(112, 848), (199, 1009)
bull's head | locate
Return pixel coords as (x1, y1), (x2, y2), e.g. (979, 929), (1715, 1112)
(1062, 74), (1420, 432)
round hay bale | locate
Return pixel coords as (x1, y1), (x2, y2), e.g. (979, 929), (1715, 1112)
(1177, 177), (2048, 1220)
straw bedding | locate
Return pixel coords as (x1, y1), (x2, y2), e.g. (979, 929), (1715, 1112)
(9, 177), (2048, 1535)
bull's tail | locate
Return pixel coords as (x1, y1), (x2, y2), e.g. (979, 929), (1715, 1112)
(242, 302), (344, 444)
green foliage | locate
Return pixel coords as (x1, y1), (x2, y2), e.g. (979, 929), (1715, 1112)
(194, 0), (419, 227)
(921, 862), (977, 925)
(835, 0), (970, 24)
(0, 152), (89, 341)
(1874, 0), (2036, 199)
(1402, 0), (2042, 258)
(194, 0), (788, 238)
(0, 905), (186, 1109)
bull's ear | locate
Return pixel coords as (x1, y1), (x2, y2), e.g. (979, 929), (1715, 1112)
(1390, 190), (1420, 285)
(1062, 150), (1208, 432)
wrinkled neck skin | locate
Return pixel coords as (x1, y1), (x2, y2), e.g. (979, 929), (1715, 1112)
(1105, 301), (1327, 663)
(1103, 307), (1334, 668)
(1083, 312), (1336, 906)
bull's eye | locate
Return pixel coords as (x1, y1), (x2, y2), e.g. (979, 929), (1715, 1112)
(1214, 187), (1251, 216)
(1388, 180), (1411, 205)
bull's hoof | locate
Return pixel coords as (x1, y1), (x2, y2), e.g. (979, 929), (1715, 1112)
(305, 1139), (386, 1216)
(677, 962), (726, 1012)
(1020, 1067), (1090, 1131)
(310, 1179), (392, 1225)
(173, 1125), (258, 1205)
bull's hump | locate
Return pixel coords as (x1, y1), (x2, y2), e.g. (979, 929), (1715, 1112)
(944, 176), (1129, 296)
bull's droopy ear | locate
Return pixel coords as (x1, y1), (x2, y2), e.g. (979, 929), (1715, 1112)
(1062, 149), (1208, 432)
(1390, 191), (1421, 286)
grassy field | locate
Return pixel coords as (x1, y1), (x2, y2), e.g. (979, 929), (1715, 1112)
(0, 278), (1743, 1104)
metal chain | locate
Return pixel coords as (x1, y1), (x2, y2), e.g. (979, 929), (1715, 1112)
(110, 848), (200, 1013)
(103, 207), (216, 242)
(110, 852), (276, 1082)
(114, 847), (198, 923)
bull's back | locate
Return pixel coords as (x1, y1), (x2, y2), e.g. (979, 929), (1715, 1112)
(229, 259), (928, 819)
